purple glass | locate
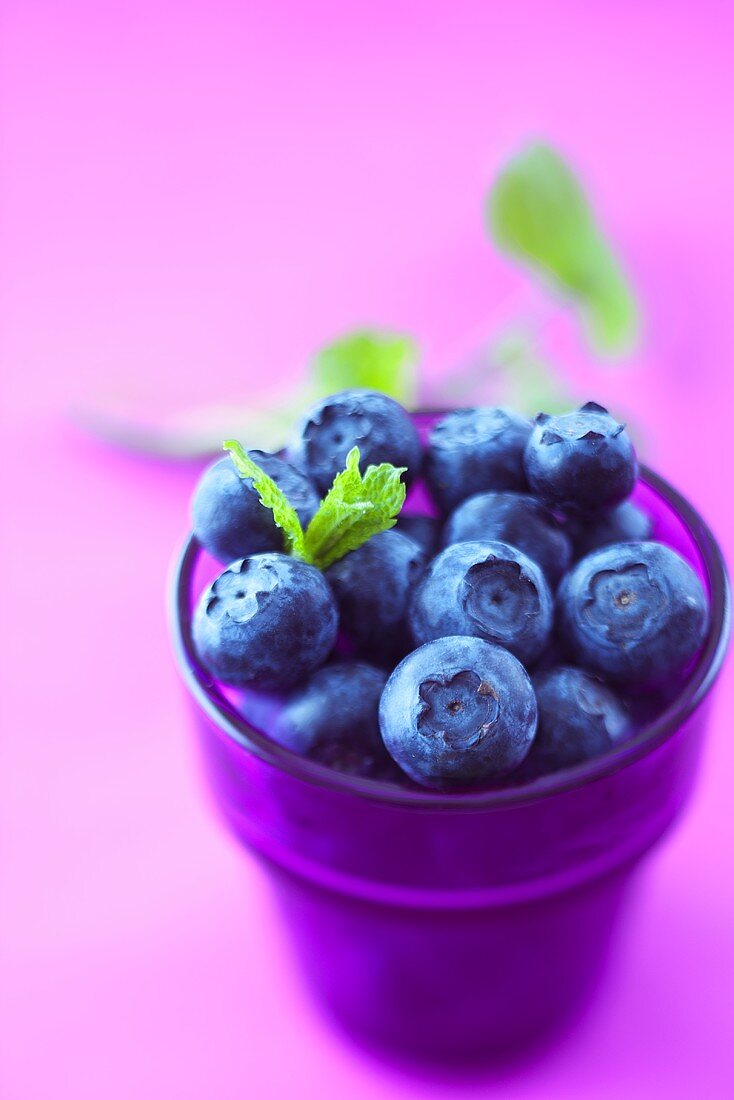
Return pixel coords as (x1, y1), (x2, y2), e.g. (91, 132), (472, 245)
(169, 415), (729, 1066)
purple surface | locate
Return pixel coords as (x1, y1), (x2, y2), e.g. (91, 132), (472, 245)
(2, 2), (734, 1097)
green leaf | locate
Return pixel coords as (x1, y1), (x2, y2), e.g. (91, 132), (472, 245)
(487, 143), (639, 356)
(580, 259), (640, 354)
(361, 461), (408, 520)
(312, 329), (419, 405)
(223, 441), (308, 560)
(220, 442), (407, 572)
(303, 446), (407, 570)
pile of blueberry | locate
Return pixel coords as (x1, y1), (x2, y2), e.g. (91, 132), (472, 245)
(190, 391), (709, 790)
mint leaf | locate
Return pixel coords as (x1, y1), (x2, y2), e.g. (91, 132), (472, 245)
(223, 441), (308, 560)
(303, 447), (407, 570)
(487, 143), (639, 356)
(221, 443), (407, 571)
(361, 460), (409, 520)
(312, 329), (419, 405)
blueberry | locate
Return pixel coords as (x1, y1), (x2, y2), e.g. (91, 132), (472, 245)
(193, 453), (319, 564)
(571, 500), (653, 558)
(193, 553), (338, 689)
(326, 530), (426, 666)
(425, 407), (533, 513)
(557, 541), (709, 687)
(409, 540), (553, 667)
(287, 388), (422, 495)
(442, 491), (572, 588)
(379, 636), (538, 788)
(395, 513), (443, 557)
(251, 662), (395, 778)
(524, 402), (638, 515)
(518, 666), (631, 778)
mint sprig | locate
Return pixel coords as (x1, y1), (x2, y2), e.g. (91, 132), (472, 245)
(224, 442), (407, 570)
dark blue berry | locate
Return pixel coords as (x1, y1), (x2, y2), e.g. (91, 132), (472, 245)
(524, 402), (637, 516)
(326, 530), (426, 666)
(442, 490), (572, 588)
(248, 662), (395, 778)
(379, 636), (538, 788)
(193, 553), (338, 689)
(425, 407), (533, 514)
(287, 388), (422, 495)
(409, 540), (553, 667)
(395, 513), (443, 557)
(193, 453), (319, 564)
(571, 500), (653, 558)
(557, 541), (709, 686)
(518, 666), (631, 778)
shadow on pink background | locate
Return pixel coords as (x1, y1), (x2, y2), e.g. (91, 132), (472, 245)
(1, 2), (732, 1097)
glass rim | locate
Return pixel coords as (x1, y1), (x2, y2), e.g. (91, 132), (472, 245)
(169, 463), (730, 810)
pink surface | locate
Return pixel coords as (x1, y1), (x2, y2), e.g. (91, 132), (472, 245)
(1, 2), (732, 1097)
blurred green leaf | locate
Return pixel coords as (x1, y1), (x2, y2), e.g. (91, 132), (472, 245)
(312, 329), (419, 404)
(70, 325), (421, 462)
(487, 143), (640, 356)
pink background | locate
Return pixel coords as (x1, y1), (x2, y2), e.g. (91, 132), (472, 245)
(1, 2), (733, 1096)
